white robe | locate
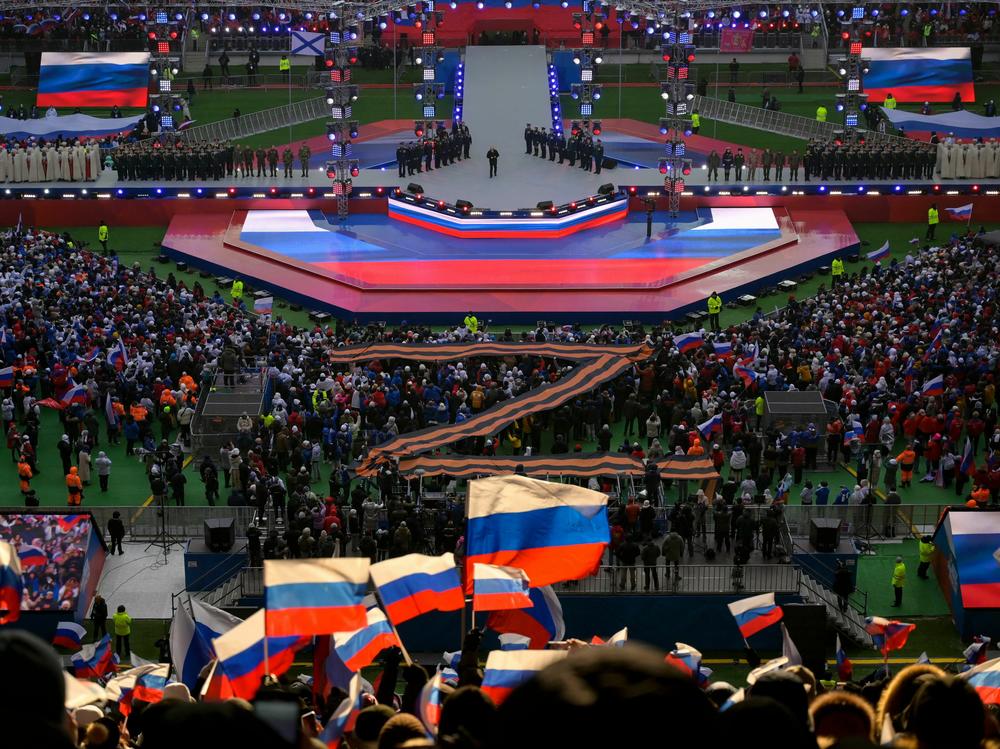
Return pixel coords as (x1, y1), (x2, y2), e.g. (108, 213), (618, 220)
(72, 146), (86, 182)
(44, 146), (58, 181)
(989, 142), (1000, 178)
(2, 150), (11, 183)
(88, 144), (102, 180)
(27, 147), (41, 182)
(0, 150), (7, 183)
(935, 142), (949, 177)
(955, 144), (968, 178)
(11, 149), (22, 182)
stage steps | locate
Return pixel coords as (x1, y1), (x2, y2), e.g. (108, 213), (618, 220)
(798, 571), (873, 646)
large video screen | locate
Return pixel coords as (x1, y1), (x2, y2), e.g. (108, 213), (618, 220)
(0, 513), (96, 615)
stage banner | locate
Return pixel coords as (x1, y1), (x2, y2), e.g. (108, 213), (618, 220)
(37, 52), (150, 108)
(865, 47), (975, 104)
(720, 28), (755, 53)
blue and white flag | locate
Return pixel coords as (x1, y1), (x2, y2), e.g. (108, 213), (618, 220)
(290, 30), (325, 56)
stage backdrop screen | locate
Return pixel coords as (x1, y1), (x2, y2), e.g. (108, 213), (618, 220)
(864, 47), (975, 104)
(37, 52), (150, 108)
(0, 512), (106, 621)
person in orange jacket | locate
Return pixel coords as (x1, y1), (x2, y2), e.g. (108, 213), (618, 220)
(897, 444), (917, 488)
(17, 458), (32, 496)
(972, 485), (991, 507)
(130, 403), (148, 424)
(66, 466), (83, 506)
(687, 437), (705, 457)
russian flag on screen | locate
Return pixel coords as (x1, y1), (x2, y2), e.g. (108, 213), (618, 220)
(963, 656), (1000, 704)
(673, 331), (703, 354)
(213, 609), (306, 699)
(481, 650), (567, 705)
(865, 616), (916, 655)
(17, 544), (47, 568)
(466, 475), (609, 589)
(370, 552), (464, 625)
(53, 621), (87, 651)
(727, 593), (784, 639)
(0, 541), (23, 625)
(264, 558), (369, 637)
(38, 52), (150, 108)
(865, 47), (975, 104)
(58, 514), (87, 532)
(487, 585), (565, 649)
(473, 564), (532, 612)
(72, 634), (118, 678)
(921, 374), (945, 398)
(333, 607), (400, 672)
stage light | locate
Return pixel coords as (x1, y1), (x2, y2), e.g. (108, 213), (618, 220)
(227, 12), (236, 21)
(894, 185), (902, 193)
(229, 187), (237, 195)
(476, 1), (484, 8)
(819, 185), (827, 193)
(505, 1), (512, 7)
(270, 187), (278, 195)
(594, 54), (603, 64)
(732, 10), (740, 18)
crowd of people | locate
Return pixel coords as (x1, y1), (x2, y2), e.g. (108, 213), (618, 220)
(0, 139), (105, 183)
(523, 125), (605, 173)
(935, 136), (1000, 180)
(112, 140), (314, 181)
(0, 513), (88, 611)
(827, 2), (999, 48)
(395, 123), (472, 178)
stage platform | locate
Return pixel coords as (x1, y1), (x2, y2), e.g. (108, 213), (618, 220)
(162, 205), (859, 323)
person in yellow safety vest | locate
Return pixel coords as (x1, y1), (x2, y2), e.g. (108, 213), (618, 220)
(891, 555), (906, 607)
(831, 257), (844, 285)
(816, 105), (828, 122)
(113, 604), (132, 659)
(706, 291), (723, 332)
(279, 54), (291, 74)
(312, 388), (329, 410)
(917, 535), (935, 580)
(926, 203), (939, 240)
(691, 110), (701, 135)
(97, 221), (109, 255)
(883, 92), (897, 110)
(191, 26), (200, 51)
(231, 278), (244, 303)
(922, 22), (932, 46)
(464, 312), (479, 334)
(754, 395), (765, 430)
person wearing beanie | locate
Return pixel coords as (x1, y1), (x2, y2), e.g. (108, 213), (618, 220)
(351, 704), (396, 749)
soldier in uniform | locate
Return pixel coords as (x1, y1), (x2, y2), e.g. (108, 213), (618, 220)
(524, 124), (532, 154)
(734, 148), (745, 182)
(773, 150), (784, 181)
(556, 131), (567, 164)
(267, 146), (279, 178)
(255, 147), (266, 178)
(548, 129), (558, 161)
(787, 149), (800, 181)
(462, 124), (471, 160)
(423, 138), (433, 172)
(396, 142), (406, 178)
(761, 148), (772, 181)
(282, 147), (294, 178)
(532, 127), (541, 156)
(226, 141), (236, 177)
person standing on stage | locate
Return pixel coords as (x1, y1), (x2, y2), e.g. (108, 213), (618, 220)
(524, 123), (533, 154)
(487, 146), (499, 178)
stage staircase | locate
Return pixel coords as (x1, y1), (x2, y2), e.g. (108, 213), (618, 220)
(190, 365), (271, 460)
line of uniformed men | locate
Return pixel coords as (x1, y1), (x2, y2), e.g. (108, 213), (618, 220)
(395, 124), (472, 178)
(115, 141), (314, 181)
(523, 124), (606, 174)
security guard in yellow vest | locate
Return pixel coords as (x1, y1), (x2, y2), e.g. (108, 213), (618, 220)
(464, 312), (479, 334)
(816, 105), (828, 122)
(926, 203), (939, 240)
(279, 54), (291, 78)
(831, 257), (844, 285)
(754, 395), (765, 430)
(113, 604), (132, 658)
(917, 535), (935, 579)
(231, 278), (244, 303)
(891, 556), (906, 607)
(691, 110), (701, 135)
(884, 92), (897, 110)
(707, 291), (722, 332)
(97, 221), (109, 255)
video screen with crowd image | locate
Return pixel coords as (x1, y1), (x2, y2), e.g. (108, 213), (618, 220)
(0, 512), (105, 619)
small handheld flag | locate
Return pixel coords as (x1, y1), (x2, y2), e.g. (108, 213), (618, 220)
(53, 621), (87, 651)
(213, 609), (307, 700)
(673, 331), (704, 354)
(418, 671), (447, 737)
(481, 650), (567, 705)
(836, 634), (853, 681)
(727, 593), (783, 639)
(333, 607), (400, 673)
(17, 543), (47, 568)
(498, 633), (532, 651)
(921, 374), (944, 398)
(487, 585), (566, 649)
(370, 552), (464, 625)
(72, 634), (118, 679)
(713, 341), (733, 357)
(867, 240), (890, 262)
(962, 656), (1000, 704)
(865, 616), (916, 656)
(591, 627), (628, 647)
(965, 635), (992, 666)
(733, 358), (758, 387)
(698, 414), (723, 440)
(254, 296), (274, 317)
(664, 642), (712, 687)
(264, 558), (369, 637)
(0, 366), (13, 388)
(319, 673), (363, 748)
(472, 564), (532, 612)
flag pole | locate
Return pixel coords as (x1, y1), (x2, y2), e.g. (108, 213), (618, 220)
(374, 589), (413, 666)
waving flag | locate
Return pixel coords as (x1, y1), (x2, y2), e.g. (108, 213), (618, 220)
(965, 635), (992, 666)
(61, 383), (88, 407)
(443, 650), (462, 669)
(843, 427), (862, 445)
(108, 339), (129, 370)
(673, 331), (703, 354)
(865, 616), (916, 656)
(962, 656), (1000, 704)
(487, 585), (565, 649)
(727, 593), (783, 639)
(867, 240), (890, 262)
(733, 358), (758, 387)
(105, 393), (120, 429)
(836, 634), (853, 681)
(213, 609), (306, 700)
(481, 650), (567, 705)
(946, 203), (974, 221)
(75, 348), (101, 365)
(58, 514), (87, 532)
(320, 673), (363, 749)
(264, 558), (369, 637)
(105, 664), (160, 715)
(499, 633), (532, 651)
(38, 52), (150, 108)
(698, 414), (722, 440)
(473, 564), (532, 612)
(418, 671), (446, 737)
(53, 621), (87, 651)
(961, 437), (976, 477)
(133, 664), (171, 704)
(254, 296), (274, 316)
(370, 553), (464, 625)
(713, 341), (732, 357)
(72, 634), (118, 678)
(664, 642), (712, 687)
(0, 366), (13, 388)
(921, 374), (944, 398)
(17, 544), (47, 568)
(467, 475), (609, 589)
(591, 626), (628, 647)
(0, 541), (22, 624)
(333, 607), (400, 672)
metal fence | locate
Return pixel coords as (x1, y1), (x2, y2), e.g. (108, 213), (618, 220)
(35, 505), (256, 543)
(555, 563), (800, 595)
(166, 95), (328, 144)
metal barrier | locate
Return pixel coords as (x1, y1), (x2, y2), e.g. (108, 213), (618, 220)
(556, 563), (800, 595)
(41, 505), (256, 542)
(164, 95), (329, 144)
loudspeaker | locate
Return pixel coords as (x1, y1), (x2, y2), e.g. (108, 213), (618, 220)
(601, 157), (618, 169)
(781, 604), (828, 678)
(456, 199), (473, 211)
(204, 518), (235, 552)
(597, 183), (616, 195)
(536, 200), (554, 210)
(810, 518), (841, 552)
(407, 182), (424, 195)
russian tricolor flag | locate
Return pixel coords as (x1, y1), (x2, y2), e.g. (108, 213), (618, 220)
(320, 673), (363, 749)
(727, 593), (784, 639)
(17, 544), (47, 568)
(591, 627), (628, 647)
(961, 437), (976, 477)
(963, 656), (1000, 705)
(865, 616), (916, 656)
(133, 665), (171, 703)
(843, 427), (862, 445)
(0, 541), (22, 625)
(72, 634), (118, 679)
(713, 341), (733, 357)
(254, 296), (274, 316)
(467, 475), (609, 589)
(370, 552), (464, 625)
(0, 366), (13, 388)
(37, 52), (150, 108)
(965, 635), (992, 666)
(673, 331), (704, 354)
(698, 414), (723, 440)
(418, 671), (446, 737)
(61, 384), (89, 407)
(264, 558), (369, 637)
(473, 564), (532, 612)
(865, 47), (975, 103)
(664, 642), (712, 687)
(866, 240), (890, 262)
(333, 607), (400, 672)
(835, 634), (853, 681)
(58, 514), (87, 532)
(499, 633), (532, 651)
(487, 585), (566, 649)
(733, 358), (758, 387)
(945, 203), (974, 221)
(53, 621), (87, 651)
(213, 609), (307, 700)
(481, 650), (567, 705)
(108, 340), (129, 371)
(921, 374), (945, 398)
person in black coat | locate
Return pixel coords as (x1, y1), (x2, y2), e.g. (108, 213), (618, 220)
(487, 146), (499, 178)
(91, 594), (108, 640)
(106, 512), (125, 555)
(832, 559), (854, 612)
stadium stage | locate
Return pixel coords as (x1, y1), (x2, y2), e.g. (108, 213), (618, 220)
(161, 204), (859, 324)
